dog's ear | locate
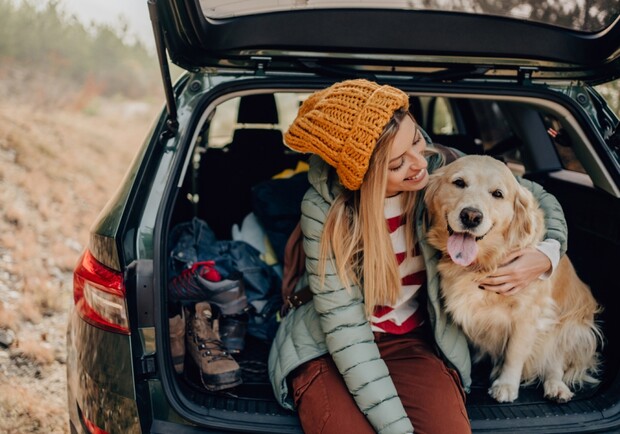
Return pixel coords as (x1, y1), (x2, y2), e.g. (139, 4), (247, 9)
(423, 167), (445, 212)
(508, 184), (536, 246)
(422, 171), (444, 233)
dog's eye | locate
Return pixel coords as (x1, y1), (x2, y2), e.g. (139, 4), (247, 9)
(492, 189), (504, 199)
(453, 178), (466, 188)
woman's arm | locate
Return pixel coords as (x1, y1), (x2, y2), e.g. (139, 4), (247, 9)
(517, 177), (568, 255)
(479, 177), (567, 295)
(301, 190), (414, 434)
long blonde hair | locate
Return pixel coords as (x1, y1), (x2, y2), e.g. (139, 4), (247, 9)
(319, 109), (420, 318)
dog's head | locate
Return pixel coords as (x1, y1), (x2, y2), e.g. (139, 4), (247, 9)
(424, 155), (544, 267)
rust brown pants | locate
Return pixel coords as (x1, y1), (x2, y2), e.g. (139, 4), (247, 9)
(289, 327), (471, 434)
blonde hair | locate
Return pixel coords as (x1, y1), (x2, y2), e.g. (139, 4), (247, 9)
(319, 109), (420, 318)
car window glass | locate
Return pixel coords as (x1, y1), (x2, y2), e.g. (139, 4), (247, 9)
(432, 97), (456, 135)
(594, 80), (620, 167)
(594, 80), (620, 117)
(469, 101), (515, 151)
(199, 0), (619, 33)
(275, 93), (309, 131)
(468, 100), (525, 174)
(541, 114), (587, 174)
(207, 93), (309, 149)
(208, 98), (239, 148)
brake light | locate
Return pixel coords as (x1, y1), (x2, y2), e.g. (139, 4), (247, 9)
(73, 250), (129, 334)
(83, 415), (110, 434)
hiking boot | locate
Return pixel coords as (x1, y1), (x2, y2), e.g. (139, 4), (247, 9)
(218, 313), (248, 354)
(169, 261), (248, 315)
(185, 302), (242, 391)
(169, 313), (185, 374)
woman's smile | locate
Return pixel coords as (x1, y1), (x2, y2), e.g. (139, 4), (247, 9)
(404, 168), (427, 182)
(386, 115), (429, 197)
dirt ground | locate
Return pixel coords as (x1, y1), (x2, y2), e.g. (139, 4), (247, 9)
(0, 98), (157, 433)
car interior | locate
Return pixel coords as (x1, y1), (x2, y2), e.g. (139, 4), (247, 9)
(165, 86), (620, 428)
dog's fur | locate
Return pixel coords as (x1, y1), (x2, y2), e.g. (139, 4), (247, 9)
(425, 155), (602, 403)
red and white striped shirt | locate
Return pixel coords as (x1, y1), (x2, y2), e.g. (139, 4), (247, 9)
(371, 195), (426, 334)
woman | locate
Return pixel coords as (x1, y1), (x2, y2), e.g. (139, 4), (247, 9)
(268, 80), (566, 434)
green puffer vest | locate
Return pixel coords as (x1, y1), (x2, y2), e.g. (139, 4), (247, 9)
(268, 152), (567, 434)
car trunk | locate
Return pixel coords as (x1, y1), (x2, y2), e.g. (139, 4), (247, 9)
(145, 2), (620, 432)
(152, 76), (620, 432)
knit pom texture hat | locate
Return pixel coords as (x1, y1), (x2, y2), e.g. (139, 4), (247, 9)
(284, 79), (409, 190)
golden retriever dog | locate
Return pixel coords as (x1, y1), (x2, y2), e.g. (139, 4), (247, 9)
(424, 155), (602, 403)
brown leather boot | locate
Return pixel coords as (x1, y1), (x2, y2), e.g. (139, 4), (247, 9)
(185, 302), (242, 391)
(169, 313), (185, 374)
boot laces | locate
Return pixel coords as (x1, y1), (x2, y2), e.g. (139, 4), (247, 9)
(196, 337), (231, 362)
(193, 311), (231, 362)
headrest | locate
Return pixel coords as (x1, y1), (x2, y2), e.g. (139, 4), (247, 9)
(237, 94), (279, 124)
(408, 96), (423, 125)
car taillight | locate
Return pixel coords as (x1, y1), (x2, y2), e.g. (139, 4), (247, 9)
(83, 416), (110, 434)
(73, 249), (129, 335)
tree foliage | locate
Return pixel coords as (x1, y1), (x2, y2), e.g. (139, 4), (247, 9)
(0, 0), (159, 99)
(1, 0), (617, 112)
(418, 0), (619, 32)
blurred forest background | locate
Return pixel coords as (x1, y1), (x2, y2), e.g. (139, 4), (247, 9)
(0, 1), (617, 433)
(0, 0), (618, 112)
(0, 0), (161, 107)
(0, 1), (162, 432)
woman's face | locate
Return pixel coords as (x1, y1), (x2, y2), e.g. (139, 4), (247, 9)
(385, 115), (429, 197)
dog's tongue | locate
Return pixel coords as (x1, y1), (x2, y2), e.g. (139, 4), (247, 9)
(447, 233), (478, 266)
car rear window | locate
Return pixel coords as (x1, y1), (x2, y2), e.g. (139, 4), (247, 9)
(199, 0), (619, 33)
(208, 93), (307, 148)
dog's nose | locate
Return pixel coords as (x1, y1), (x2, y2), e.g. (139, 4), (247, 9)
(459, 207), (483, 228)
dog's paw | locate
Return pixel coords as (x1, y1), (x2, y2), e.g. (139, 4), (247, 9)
(544, 380), (574, 403)
(488, 381), (519, 403)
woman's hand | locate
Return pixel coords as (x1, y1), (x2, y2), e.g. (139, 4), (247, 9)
(479, 247), (551, 295)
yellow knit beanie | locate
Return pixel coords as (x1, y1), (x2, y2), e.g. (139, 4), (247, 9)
(284, 79), (409, 190)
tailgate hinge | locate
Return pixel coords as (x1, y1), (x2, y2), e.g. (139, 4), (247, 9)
(517, 67), (538, 85)
(251, 56), (271, 76)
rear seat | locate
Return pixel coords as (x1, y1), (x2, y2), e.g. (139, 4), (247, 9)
(430, 133), (483, 156)
(199, 94), (302, 240)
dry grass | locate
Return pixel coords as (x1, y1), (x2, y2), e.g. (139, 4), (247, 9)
(11, 336), (55, 366)
(0, 98), (154, 303)
(0, 382), (66, 434)
(0, 302), (19, 330)
(0, 92), (157, 433)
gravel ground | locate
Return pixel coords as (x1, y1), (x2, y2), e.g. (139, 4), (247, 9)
(0, 99), (155, 433)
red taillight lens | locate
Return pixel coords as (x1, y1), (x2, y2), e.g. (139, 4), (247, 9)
(73, 250), (129, 335)
(83, 415), (110, 434)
